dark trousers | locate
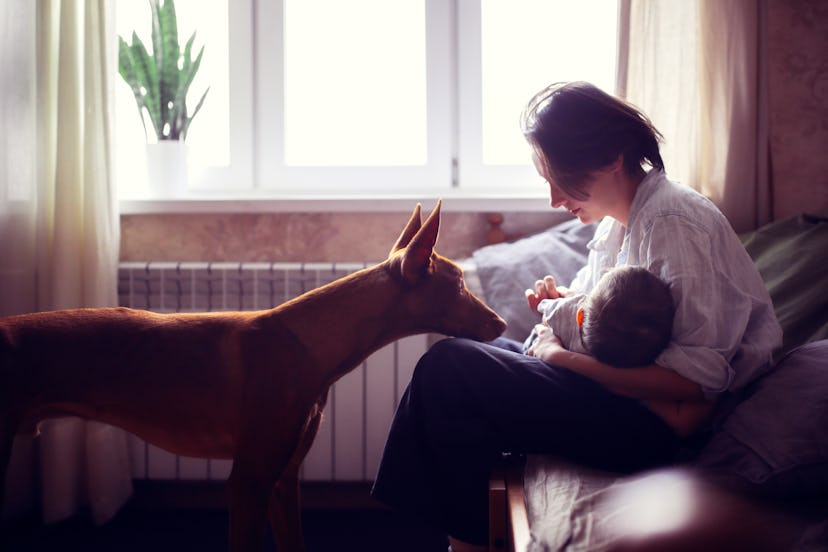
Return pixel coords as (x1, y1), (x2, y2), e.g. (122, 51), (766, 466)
(371, 337), (680, 545)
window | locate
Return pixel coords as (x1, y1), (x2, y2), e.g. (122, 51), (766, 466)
(461, 0), (619, 191)
(256, 0), (452, 195)
(115, 0), (252, 198)
(115, 0), (618, 204)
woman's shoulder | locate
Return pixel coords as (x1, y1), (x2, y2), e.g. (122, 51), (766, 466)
(632, 172), (729, 237)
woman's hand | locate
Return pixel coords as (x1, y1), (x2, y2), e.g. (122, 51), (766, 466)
(525, 275), (571, 312)
(526, 324), (566, 363)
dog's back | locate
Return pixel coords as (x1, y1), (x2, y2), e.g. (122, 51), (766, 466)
(0, 308), (258, 457)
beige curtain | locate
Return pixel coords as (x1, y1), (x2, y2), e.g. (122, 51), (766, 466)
(1, 0), (132, 524)
(619, 0), (772, 232)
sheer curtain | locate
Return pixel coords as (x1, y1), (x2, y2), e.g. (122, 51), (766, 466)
(619, 0), (772, 232)
(1, 0), (131, 524)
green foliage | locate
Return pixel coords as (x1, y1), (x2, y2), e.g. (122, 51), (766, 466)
(118, 0), (209, 141)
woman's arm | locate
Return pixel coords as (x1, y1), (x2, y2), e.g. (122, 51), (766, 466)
(644, 400), (716, 438)
(528, 325), (705, 402)
(529, 327), (712, 434)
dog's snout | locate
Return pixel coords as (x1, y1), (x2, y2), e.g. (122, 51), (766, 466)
(487, 314), (508, 340)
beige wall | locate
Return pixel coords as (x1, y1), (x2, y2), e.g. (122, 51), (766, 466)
(768, 0), (828, 220)
(121, 2), (828, 262)
(119, 210), (566, 263)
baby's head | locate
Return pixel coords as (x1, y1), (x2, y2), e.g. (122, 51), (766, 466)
(579, 266), (674, 368)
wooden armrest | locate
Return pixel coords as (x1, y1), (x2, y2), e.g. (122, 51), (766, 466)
(489, 462), (507, 551)
(489, 454), (530, 552)
(505, 459), (530, 551)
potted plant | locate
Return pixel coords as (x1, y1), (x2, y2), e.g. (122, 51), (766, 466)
(118, 0), (208, 196)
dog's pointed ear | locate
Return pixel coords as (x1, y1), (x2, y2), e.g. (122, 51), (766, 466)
(400, 200), (441, 283)
(390, 203), (423, 255)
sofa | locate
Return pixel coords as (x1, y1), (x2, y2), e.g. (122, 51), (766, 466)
(468, 211), (828, 551)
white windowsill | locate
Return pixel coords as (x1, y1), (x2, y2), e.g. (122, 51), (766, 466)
(119, 193), (553, 214)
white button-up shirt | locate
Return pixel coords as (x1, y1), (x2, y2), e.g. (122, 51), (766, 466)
(568, 170), (782, 397)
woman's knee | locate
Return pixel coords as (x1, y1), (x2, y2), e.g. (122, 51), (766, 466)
(408, 337), (526, 418)
(411, 338), (484, 391)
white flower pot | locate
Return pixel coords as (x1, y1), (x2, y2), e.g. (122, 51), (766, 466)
(146, 141), (189, 198)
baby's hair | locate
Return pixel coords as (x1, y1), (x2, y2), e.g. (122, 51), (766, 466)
(580, 266), (674, 368)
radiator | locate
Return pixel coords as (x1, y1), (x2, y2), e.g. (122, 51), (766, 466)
(117, 261), (428, 483)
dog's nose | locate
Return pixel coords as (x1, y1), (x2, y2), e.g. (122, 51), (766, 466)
(482, 315), (507, 341)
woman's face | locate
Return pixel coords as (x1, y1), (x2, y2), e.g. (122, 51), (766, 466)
(531, 150), (625, 225)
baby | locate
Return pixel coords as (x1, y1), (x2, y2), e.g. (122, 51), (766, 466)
(523, 265), (674, 368)
(525, 265), (712, 437)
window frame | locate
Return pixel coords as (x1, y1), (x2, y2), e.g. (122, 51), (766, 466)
(118, 0), (620, 212)
(455, 0), (542, 194)
(200, 0), (254, 191)
(254, 0), (453, 196)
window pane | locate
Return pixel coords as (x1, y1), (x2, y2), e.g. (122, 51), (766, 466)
(481, 0), (618, 165)
(115, 0), (229, 194)
(284, 0), (427, 166)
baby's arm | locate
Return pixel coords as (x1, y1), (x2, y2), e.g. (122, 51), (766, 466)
(645, 400), (716, 438)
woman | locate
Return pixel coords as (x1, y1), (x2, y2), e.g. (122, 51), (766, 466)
(371, 82), (782, 552)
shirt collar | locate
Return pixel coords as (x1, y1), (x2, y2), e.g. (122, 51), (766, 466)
(626, 169), (664, 230)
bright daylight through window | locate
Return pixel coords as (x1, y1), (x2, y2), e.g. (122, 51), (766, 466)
(114, 0), (618, 202)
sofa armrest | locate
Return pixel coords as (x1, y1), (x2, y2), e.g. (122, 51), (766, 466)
(489, 454), (530, 552)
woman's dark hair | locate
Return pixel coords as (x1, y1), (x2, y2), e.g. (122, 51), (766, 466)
(580, 266), (674, 368)
(521, 81), (664, 200)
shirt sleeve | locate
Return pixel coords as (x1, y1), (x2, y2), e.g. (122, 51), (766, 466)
(539, 295), (587, 354)
(640, 216), (759, 396)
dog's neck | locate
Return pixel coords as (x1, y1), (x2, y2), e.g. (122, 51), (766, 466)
(258, 260), (414, 388)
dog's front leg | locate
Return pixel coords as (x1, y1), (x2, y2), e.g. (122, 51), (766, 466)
(269, 466), (303, 552)
(228, 420), (307, 552)
(269, 403), (325, 552)
(227, 459), (274, 552)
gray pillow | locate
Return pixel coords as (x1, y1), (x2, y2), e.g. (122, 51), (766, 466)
(472, 219), (595, 341)
(695, 339), (828, 497)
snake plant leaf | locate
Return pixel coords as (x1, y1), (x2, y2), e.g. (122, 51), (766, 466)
(172, 33), (196, 139)
(181, 32), (195, 77)
(131, 32), (162, 139)
(118, 32), (162, 141)
(118, 36), (151, 140)
(181, 86), (209, 141)
(118, 36), (147, 136)
(172, 34), (208, 140)
(175, 37), (209, 139)
(118, 37), (140, 96)
(152, 0), (181, 138)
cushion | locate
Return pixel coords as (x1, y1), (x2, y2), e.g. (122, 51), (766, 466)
(694, 339), (828, 497)
(741, 211), (828, 354)
(472, 218), (595, 341)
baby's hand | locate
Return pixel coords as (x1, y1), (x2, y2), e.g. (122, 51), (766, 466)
(526, 324), (566, 363)
(525, 275), (564, 311)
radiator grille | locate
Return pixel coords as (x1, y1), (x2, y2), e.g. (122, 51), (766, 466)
(117, 262), (427, 483)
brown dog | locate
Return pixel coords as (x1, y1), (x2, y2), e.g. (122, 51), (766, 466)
(0, 202), (507, 550)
